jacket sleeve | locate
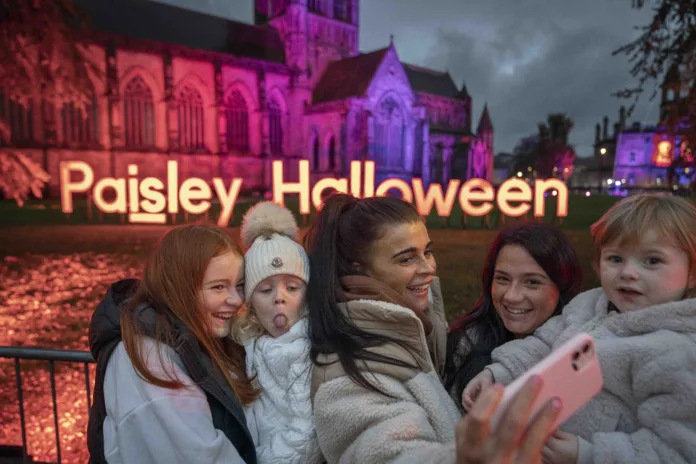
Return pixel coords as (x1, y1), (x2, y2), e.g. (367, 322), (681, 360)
(579, 346), (696, 464)
(109, 392), (247, 463)
(487, 311), (569, 385)
(104, 341), (247, 464)
(313, 374), (456, 464)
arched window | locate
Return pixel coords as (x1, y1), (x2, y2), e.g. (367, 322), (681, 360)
(61, 92), (98, 146)
(334, 0), (348, 20)
(268, 98), (283, 155)
(311, 132), (320, 169)
(308, 0), (320, 11)
(374, 96), (404, 169)
(176, 85), (205, 151)
(123, 76), (155, 148)
(413, 120), (424, 177)
(328, 135), (336, 170)
(0, 87), (34, 145)
(225, 90), (249, 152)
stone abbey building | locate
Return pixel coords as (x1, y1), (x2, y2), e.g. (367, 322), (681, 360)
(2, 0), (494, 194)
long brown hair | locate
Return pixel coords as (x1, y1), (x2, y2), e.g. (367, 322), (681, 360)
(121, 223), (258, 405)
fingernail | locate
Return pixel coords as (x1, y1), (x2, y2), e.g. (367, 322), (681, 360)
(551, 397), (562, 410)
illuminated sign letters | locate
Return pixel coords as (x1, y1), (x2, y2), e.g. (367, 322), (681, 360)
(59, 159), (568, 226)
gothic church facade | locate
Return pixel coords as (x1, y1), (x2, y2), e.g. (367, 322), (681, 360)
(2, 0), (494, 195)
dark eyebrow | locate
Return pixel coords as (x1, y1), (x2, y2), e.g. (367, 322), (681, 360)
(494, 270), (548, 280)
(391, 241), (434, 259)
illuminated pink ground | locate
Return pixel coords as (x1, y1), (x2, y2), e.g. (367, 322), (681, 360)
(0, 252), (143, 463)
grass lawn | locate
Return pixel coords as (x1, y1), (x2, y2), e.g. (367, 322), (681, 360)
(0, 224), (600, 329)
(0, 193), (623, 230)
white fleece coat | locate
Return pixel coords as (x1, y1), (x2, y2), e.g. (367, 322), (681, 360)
(311, 284), (460, 464)
(487, 288), (696, 464)
(244, 319), (323, 464)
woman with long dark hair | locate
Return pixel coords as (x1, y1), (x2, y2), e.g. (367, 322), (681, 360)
(304, 194), (564, 463)
(443, 222), (583, 411)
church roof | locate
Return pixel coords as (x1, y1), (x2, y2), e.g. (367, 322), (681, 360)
(312, 48), (390, 103)
(73, 0), (286, 63)
(403, 64), (460, 98)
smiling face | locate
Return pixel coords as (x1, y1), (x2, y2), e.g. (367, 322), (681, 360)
(600, 229), (691, 312)
(360, 221), (436, 313)
(248, 274), (306, 337)
(491, 245), (561, 337)
(198, 250), (246, 338)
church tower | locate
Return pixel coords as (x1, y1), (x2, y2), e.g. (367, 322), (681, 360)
(255, 0), (359, 85)
(475, 104), (494, 180)
(477, 104), (494, 155)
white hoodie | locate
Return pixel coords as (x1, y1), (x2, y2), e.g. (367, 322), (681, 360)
(244, 319), (323, 464)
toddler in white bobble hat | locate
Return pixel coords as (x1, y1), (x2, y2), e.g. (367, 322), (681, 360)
(232, 201), (323, 464)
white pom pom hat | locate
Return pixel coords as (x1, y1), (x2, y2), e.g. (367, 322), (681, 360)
(240, 201), (309, 300)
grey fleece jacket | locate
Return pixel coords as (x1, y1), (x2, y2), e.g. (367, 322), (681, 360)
(487, 288), (696, 464)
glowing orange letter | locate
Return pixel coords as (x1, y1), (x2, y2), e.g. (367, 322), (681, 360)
(363, 161), (376, 198)
(497, 179), (532, 217)
(349, 161), (362, 197)
(459, 179), (494, 216)
(213, 178), (243, 227)
(273, 160), (311, 214)
(412, 179), (461, 217)
(167, 160), (179, 214)
(139, 178), (166, 214)
(94, 177), (127, 214)
(179, 178), (212, 215)
(311, 177), (349, 210)
(534, 179), (568, 218)
(60, 161), (94, 214)
(375, 178), (413, 203)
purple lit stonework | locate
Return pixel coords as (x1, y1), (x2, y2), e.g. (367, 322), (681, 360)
(1, 0), (494, 195)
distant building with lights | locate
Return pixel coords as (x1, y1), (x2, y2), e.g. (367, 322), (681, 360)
(570, 107), (627, 190)
(611, 63), (692, 188)
(0, 0), (494, 196)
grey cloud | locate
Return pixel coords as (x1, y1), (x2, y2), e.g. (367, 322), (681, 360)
(415, 2), (657, 155)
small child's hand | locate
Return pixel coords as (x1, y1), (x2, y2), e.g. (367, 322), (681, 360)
(542, 431), (578, 464)
(461, 369), (494, 411)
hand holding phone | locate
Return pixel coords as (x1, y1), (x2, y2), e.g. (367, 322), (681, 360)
(489, 332), (603, 432)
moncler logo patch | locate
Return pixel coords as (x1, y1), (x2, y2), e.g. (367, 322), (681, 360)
(271, 257), (283, 268)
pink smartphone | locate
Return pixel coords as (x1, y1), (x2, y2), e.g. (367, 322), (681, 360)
(489, 332), (603, 432)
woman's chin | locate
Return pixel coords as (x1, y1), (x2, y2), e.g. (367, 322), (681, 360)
(405, 294), (429, 313)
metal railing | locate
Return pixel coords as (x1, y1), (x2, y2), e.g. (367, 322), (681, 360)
(0, 346), (94, 464)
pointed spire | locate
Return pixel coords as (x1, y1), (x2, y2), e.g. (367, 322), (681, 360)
(477, 103), (493, 134)
(389, 34), (394, 46)
(456, 80), (470, 100)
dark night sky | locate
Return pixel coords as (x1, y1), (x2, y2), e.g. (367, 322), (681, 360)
(159, 0), (658, 157)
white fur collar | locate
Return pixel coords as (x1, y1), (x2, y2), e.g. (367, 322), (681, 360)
(567, 288), (696, 335)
